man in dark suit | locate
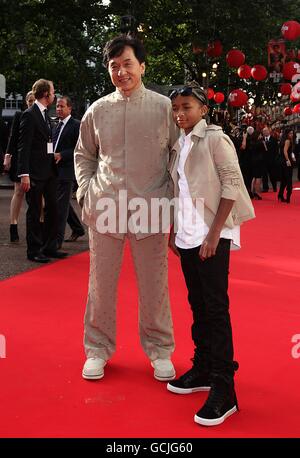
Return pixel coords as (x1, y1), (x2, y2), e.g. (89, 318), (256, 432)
(261, 126), (279, 192)
(53, 96), (84, 249)
(18, 78), (68, 262)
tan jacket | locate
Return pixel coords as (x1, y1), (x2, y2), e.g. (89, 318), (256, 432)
(168, 119), (255, 229)
(74, 84), (178, 239)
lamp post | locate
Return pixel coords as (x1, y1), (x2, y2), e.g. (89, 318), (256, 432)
(16, 42), (27, 109)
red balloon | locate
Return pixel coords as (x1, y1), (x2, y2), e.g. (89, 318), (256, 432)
(226, 49), (245, 68)
(281, 21), (300, 41)
(283, 61), (300, 80)
(283, 106), (293, 116)
(228, 89), (248, 107)
(251, 65), (268, 81)
(280, 83), (292, 95)
(214, 92), (225, 104)
(293, 103), (300, 113)
(237, 64), (252, 79)
(207, 40), (223, 57)
(207, 88), (215, 99)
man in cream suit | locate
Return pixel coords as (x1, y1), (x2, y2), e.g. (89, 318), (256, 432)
(75, 35), (177, 381)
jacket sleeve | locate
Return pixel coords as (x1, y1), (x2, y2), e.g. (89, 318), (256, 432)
(6, 112), (21, 156)
(210, 133), (242, 201)
(17, 111), (34, 176)
(74, 109), (98, 205)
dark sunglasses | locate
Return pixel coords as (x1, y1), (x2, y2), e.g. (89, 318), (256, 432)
(169, 86), (207, 105)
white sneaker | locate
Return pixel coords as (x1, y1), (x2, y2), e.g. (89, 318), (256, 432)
(151, 358), (176, 381)
(82, 357), (106, 380)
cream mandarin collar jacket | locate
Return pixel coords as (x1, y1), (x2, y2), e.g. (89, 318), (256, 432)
(168, 119), (255, 229)
(74, 84), (178, 238)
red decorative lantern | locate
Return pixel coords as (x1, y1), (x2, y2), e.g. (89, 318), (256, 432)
(237, 64), (252, 79)
(283, 61), (300, 80)
(294, 81), (300, 93)
(207, 40), (223, 58)
(228, 89), (248, 107)
(280, 83), (292, 95)
(207, 88), (215, 99)
(281, 21), (300, 41)
(293, 103), (300, 113)
(214, 92), (225, 104)
(283, 106), (293, 116)
(290, 92), (300, 103)
(226, 49), (245, 68)
(251, 65), (268, 81)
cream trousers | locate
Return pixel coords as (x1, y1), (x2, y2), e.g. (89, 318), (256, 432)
(84, 229), (175, 361)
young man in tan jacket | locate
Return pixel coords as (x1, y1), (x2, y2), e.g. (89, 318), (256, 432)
(167, 82), (255, 426)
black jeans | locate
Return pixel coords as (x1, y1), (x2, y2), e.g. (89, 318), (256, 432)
(177, 238), (238, 384)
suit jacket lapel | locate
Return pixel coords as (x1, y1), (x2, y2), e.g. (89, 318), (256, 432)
(32, 104), (50, 139)
(56, 117), (72, 149)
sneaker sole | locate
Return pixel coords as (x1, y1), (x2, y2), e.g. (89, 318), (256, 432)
(167, 384), (210, 394)
(82, 372), (104, 380)
(154, 373), (176, 382)
(194, 405), (237, 426)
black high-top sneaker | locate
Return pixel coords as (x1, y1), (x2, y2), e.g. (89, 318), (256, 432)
(167, 366), (210, 394)
(194, 379), (239, 426)
(10, 224), (19, 243)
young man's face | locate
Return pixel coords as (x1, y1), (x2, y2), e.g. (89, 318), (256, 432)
(108, 45), (145, 96)
(171, 95), (207, 134)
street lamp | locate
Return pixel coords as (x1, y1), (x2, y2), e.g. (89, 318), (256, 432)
(16, 42), (27, 56)
(16, 42), (27, 109)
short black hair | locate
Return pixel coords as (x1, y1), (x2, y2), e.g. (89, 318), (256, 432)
(103, 34), (146, 67)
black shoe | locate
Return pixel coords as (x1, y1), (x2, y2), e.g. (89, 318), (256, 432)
(253, 193), (262, 200)
(194, 379), (238, 426)
(167, 366), (210, 394)
(278, 195), (287, 202)
(64, 231), (85, 242)
(43, 250), (69, 259)
(10, 224), (19, 243)
(261, 189), (269, 193)
(27, 253), (50, 263)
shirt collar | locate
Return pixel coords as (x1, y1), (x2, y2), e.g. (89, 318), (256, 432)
(115, 83), (146, 101)
(59, 114), (71, 125)
(179, 131), (192, 148)
(35, 99), (48, 114)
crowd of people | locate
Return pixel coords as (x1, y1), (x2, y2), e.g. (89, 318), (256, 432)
(0, 33), (299, 429)
(229, 123), (299, 203)
(2, 82), (85, 256)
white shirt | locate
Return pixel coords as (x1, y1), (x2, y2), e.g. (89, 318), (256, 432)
(35, 100), (48, 119)
(175, 132), (241, 250)
(54, 115), (71, 152)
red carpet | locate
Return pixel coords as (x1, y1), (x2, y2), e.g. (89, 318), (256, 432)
(1, 186), (300, 438)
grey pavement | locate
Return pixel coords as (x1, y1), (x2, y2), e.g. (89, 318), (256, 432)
(0, 173), (89, 281)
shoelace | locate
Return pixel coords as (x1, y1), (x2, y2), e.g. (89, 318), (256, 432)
(205, 385), (227, 409)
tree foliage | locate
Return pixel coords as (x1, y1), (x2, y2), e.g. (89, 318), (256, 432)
(0, 0), (299, 115)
